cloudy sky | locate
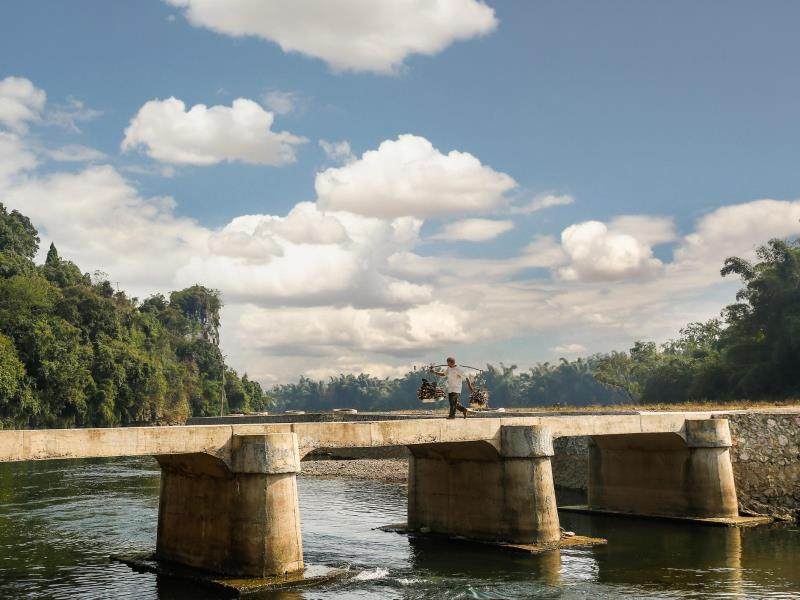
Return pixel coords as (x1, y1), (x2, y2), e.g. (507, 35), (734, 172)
(2, 1), (800, 384)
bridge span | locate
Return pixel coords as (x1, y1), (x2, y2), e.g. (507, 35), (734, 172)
(0, 412), (761, 579)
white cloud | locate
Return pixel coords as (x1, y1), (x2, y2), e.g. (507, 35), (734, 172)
(316, 134), (516, 218)
(45, 144), (107, 162)
(319, 139), (354, 164)
(676, 199), (800, 268)
(166, 0), (498, 74)
(558, 220), (664, 282)
(550, 343), (586, 355)
(3, 165), (209, 294)
(305, 360), (412, 381)
(234, 301), (471, 356)
(121, 97), (307, 166)
(46, 97), (103, 133)
(520, 235), (568, 268)
(0, 76), (46, 133)
(511, 193), (574, 214)
(261, 90), (302, 115)
(431, 218), (514, 242)
(0, 132), (37, 187)
(608, 215), (676, 246)
(179, 203), (430, 308)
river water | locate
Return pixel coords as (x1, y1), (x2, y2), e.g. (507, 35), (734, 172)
(0, 457), (798, 599)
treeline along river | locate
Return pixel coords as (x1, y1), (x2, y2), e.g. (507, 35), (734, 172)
(0, 456), (798, 599)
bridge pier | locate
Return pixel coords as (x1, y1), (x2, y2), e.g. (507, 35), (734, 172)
(155, 433), (304, 577)
(407, 425), (561, 544)
(584, 418), (740, 520)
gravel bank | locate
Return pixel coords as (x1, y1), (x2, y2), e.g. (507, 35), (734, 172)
(300, 458), (408, 483)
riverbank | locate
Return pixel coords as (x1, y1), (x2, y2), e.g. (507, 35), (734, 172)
(300, 458), (408, 483)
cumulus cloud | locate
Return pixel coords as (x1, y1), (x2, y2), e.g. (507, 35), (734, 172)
(431, 218), (514, 242)
(181, 203), (430, 308)
(0, 76), (46, 133)
(0, 132), (37, 186)
(608, 215), (676, 246)
(121, 97), (307, 165)
(558, 220), (664, 282)
(316, 134), (516, 218)
(675, 199), (800, 268)
(3, 165), (208, 293)
(511, 193), (574, 214)
(234, 301), (471, 356)
(165, 0), (498, 74)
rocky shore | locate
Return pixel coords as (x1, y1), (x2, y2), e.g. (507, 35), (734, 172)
(299, 458), (408, 483)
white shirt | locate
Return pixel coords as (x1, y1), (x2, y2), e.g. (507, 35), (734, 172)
(445, 366), (468, 394)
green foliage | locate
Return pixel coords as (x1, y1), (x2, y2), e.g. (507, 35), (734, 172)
(170, 285), (222, 345)
(0, 202), (264, 429)
(590, 238), (800, 404)
(0, 204), (39, 259)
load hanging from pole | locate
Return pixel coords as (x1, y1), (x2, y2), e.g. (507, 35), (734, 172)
(413, 363), (490, 408)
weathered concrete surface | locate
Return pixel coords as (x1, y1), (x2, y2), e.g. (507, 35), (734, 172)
(586, 420), (738, 519)
(0, 411), (722, 465)
(548, 409), (800, 521)
(156, 433), (303, 578)
(407, 426), (561, 544)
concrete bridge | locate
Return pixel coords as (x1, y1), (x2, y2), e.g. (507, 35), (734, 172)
(0, 412), (753, 579)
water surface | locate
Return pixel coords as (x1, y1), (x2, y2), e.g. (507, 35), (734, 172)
(0, 457), (798, 599)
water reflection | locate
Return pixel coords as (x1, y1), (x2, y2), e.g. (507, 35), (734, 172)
(0, 457), (798, 599)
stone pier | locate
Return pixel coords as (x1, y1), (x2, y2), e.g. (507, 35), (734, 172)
(156, 433), (304, 577)
(407, 425), (561, 545)
(563, 418), (751, 523)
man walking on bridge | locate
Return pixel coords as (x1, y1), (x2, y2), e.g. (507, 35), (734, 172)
(430, 357), (474, 419)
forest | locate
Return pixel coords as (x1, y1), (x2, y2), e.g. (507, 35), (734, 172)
(0, 203), (267, 429)
(271, 238), (800, 412)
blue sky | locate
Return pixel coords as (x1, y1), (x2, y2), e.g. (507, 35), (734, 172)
(2, 1), (800, 383)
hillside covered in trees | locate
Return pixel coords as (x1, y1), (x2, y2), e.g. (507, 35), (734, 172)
(0, 203), (268, 429)
(272, 238), (800, 411)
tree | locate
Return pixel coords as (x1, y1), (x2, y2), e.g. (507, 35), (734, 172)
(45, 243), (59, 266)
(717, 238), (800, 397)
(170, 285), (222, 345)
(0, 203), (39, 259)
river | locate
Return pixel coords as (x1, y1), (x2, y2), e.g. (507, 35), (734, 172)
(0, 457), (798, 599)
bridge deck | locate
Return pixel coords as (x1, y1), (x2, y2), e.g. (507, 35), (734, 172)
(0, 412), (718, 464)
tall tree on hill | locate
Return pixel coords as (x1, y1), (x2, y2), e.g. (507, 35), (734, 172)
(719, 238), (800, 397)
(45, 243), (59, 265)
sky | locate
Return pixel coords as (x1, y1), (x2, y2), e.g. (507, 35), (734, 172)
(1, 0), (800, 384)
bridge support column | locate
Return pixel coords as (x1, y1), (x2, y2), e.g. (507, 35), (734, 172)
(407, 425), (560, 544)
(155, 433), (303, 577)
(586, 418), (739, 519)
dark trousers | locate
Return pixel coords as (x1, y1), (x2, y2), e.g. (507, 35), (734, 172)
(448, 392), (461, 418)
